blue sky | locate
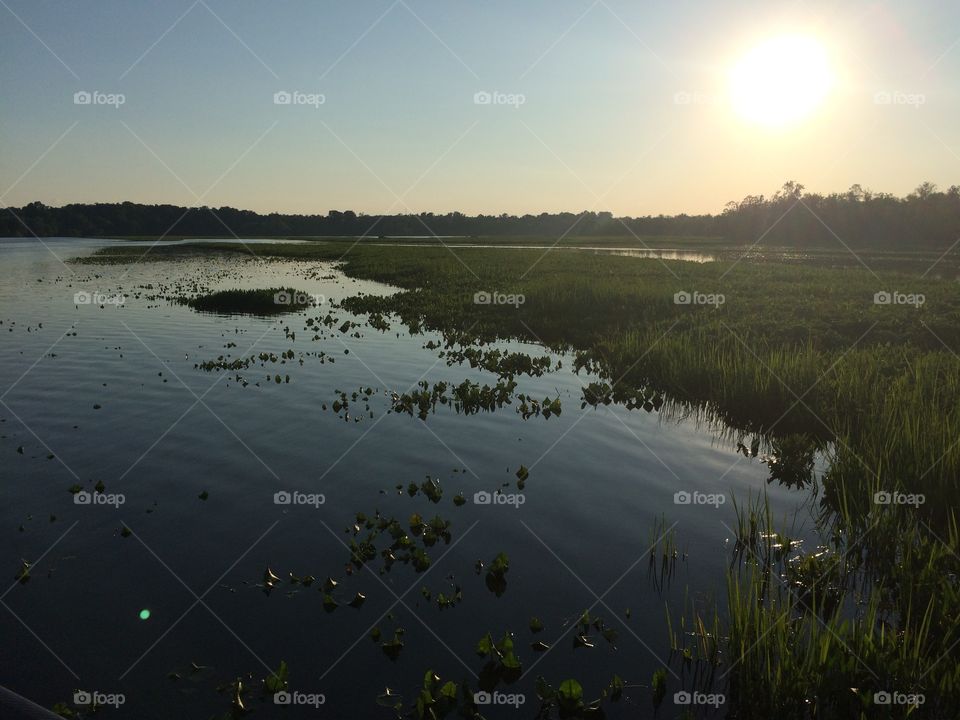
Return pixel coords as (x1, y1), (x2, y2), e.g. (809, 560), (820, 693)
(2, 0), (958, 215)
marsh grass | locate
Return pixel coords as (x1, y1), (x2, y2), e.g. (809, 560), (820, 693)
(708, 496), (959, 718)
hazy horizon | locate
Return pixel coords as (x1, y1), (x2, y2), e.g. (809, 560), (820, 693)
(4, 175), (954, 221)
(2, 0), (958, 218)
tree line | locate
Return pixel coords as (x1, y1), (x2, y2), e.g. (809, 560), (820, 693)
(2, 182), (958, 250)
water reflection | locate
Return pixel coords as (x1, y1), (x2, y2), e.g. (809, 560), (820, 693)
(589, 247), (717, 262)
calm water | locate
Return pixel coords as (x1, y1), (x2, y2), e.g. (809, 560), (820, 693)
(0, 238), (815, 718)
(363, 242), (719, 263)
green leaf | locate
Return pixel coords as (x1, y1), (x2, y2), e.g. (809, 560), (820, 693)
(558, 678), (583, 703)
(264, 660), (288, 693)
(476, 632), (494, 657)
(609, 675), (624, 701)
(652, 669), (666, 707)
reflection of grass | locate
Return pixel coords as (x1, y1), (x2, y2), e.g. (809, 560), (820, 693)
(182, 287), (312, 315)
(81, 240), (960, 715)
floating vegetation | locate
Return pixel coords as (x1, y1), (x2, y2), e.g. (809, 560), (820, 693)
(578, 380), (664, 413)
(381, 628), (405, 660)
(533, 675), (624, 718)
(440, 346), (554, 380)
(262, 567), (282, 594)
(14, 559), (30, 585)
(484, 552), (509, 597)
(572, 609), (619, 650)
(182, 287), (317, 315)
(429, 579), (463, 610)
(388, 378), (560, 421)
(347, 507), (453, 575)
(262, 660), (288, 694)
(476, 631), (522, 683)
(515, 394), (562, 419)
(377, 670), (477, 719)
(390, 379), (518, 420)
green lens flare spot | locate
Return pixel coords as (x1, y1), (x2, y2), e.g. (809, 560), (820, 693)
(139, 609), (151, 620)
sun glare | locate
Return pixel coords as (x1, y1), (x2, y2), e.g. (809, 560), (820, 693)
(729, 35), (834, 129)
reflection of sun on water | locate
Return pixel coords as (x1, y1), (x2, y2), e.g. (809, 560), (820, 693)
(729, 35), (834, 129)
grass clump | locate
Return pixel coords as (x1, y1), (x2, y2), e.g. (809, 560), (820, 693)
(182, 287), (315, 315)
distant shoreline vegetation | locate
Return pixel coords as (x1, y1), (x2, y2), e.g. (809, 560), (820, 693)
(5, 180), (960, 250)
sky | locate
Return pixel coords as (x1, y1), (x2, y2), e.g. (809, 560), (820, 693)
(1, 0), (958, 217)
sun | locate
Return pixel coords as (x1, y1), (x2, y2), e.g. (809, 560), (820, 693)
(729, 35), (834, 128)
